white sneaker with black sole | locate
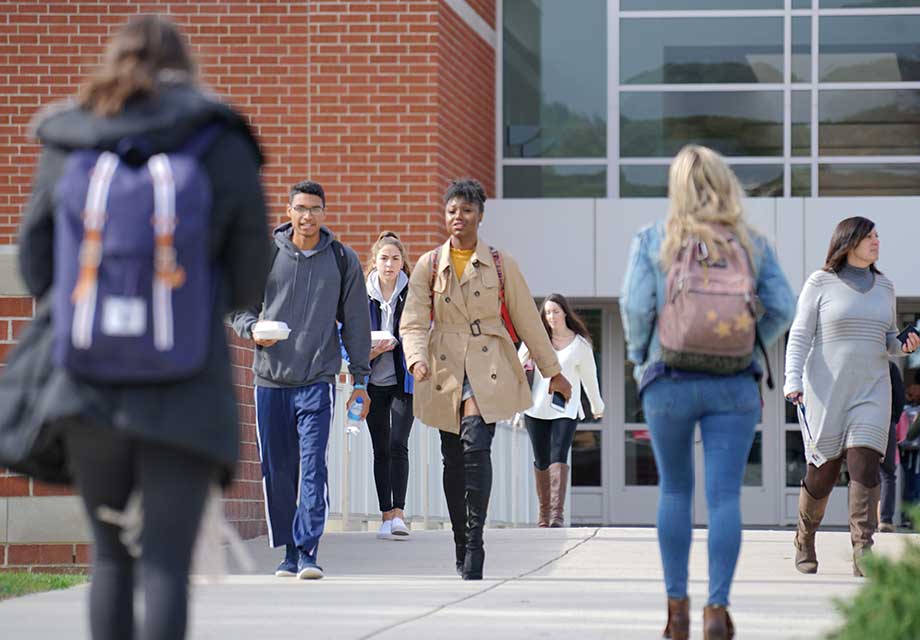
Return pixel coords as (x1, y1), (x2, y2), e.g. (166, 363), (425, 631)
(390, 516), (410, 538)
(377, 519), (393, 540)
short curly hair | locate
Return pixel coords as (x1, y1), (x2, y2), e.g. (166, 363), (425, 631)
(443, 178), (486, 212)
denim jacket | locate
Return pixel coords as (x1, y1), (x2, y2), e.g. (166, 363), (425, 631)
(620, 222), (796, 388)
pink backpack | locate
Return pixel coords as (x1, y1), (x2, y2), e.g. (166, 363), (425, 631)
(658, 230), (760, 376)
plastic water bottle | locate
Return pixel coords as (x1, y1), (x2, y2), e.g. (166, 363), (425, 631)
(345, 396), (363, 438)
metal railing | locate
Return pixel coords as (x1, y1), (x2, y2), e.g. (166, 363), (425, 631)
(326, 377), (544, 530)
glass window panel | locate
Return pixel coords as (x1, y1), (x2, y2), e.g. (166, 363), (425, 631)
(621, 165), (669, 198)
(792, 91), (811, 157)
(786, 431), (848, 487)
(572, 430), (602, 487)
(733, 164), (784, 197)
(792, 0), (812, 7)
(503, 0), (606, 158)
(624, 350), (645, 423)
(819, 163), (920, 196)
(792, 165), (812, 197)
(575, 308), (603, 424)
(821, 0), (920, 7)
(620, 18), (783, 85)
(792, 17), (811, 83)
(820, 90), (920, 156)
(503, 165), (606, 198)
(820, 16), (920, 82)
(621, 91), (783, 157)
(621, 164), (783, 197)
(625, 430), (658, 486)
(744, 432), (763, 487)
(622, 0), (783, 8)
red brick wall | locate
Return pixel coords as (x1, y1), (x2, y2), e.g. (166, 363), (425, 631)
(0, 0), (496, 561)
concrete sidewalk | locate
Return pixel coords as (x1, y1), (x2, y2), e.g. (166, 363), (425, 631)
(0, 526), (915, 639)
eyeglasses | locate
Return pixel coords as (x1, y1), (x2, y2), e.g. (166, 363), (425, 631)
(291, 204), (324, 215)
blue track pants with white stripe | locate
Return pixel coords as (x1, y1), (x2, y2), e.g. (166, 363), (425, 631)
(255, 382), (333, 555)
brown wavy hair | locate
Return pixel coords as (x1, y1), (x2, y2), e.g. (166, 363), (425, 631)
(366, 231), (412, 277)
(79, 15), (196, 116)
(540, 293), (592, 344)
(822, 216), (882, 275)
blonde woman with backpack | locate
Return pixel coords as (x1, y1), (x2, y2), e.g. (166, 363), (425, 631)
(621, 145), (795, 640)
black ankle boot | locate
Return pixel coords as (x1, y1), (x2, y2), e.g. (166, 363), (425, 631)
(460, 416), (494, 581)
(455, 544), (465, 576)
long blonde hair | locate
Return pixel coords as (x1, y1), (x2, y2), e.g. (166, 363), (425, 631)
(79, 15), (196, 117)
(366, 231), (412, 277)
(659, 145), (757, 269)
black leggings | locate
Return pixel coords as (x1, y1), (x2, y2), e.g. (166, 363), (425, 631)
(524, 415), (578, 470)
(65, 424), (217, 640)
(804, 446), (881, 500)
(366, 385), (414, 512)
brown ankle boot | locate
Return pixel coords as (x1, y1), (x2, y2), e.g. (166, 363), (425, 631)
(703, 605), (735, 640)
(794, 482), (829, 574)
(663, 597), (689, 640)
(548, 462), (569, 528)
(534, 466), (551, 528)
(849, 480), (880, 577)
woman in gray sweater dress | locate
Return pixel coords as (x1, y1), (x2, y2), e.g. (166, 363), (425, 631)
(785, 217), (920, 577)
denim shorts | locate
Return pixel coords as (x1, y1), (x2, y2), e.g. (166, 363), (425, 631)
(461, 375), (474, 402)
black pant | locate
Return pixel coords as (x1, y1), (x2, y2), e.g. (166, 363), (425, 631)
(366, 384), (414, 512)
(524, 415), (578, 470)
(880, 421), (898, 524)
(65, 424), (217, 640)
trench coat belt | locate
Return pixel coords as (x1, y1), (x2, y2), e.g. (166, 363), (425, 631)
(436, 320), (507, 338)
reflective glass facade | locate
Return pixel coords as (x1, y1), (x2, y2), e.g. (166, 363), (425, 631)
(501, 1), (920, 197)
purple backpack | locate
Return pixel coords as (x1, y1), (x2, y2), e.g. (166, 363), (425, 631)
(52, 126), (221, 383)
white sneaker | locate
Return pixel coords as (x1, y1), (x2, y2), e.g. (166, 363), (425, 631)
(376, 519), (393, 540)
(390, 516), (410, 538)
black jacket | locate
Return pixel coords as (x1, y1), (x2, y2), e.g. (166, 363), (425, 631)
(891, 361), (906, 425)
(5, 82), (270, 483)
(368, 288), (412, 395)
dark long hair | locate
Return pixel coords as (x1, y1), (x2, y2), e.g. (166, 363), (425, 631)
(79, 15), (196, 116)
(823, 216), (882, 274)
(540, 293), (592, 344)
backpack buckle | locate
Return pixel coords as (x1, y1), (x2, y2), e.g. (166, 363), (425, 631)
(470, 320), (482, 336)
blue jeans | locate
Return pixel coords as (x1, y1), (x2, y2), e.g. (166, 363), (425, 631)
(642, 375), (761, 607)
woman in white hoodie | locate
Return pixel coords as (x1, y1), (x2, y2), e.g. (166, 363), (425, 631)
(520, 294), (604, 527)
(365, 231), (415, 540)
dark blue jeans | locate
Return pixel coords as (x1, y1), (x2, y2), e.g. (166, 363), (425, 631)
(642, 374), (761, 607)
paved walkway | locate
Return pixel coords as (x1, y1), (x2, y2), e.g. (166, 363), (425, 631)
(0, 526), (915, 639)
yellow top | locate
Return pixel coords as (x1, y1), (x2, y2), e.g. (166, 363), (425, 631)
(450, 247), (475, 281)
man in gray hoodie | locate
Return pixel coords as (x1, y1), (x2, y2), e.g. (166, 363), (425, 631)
(231, 180), (371, 580)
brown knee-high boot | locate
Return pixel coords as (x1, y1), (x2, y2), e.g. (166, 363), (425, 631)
(534, 466), (551, 528)
(849, 479), (880, 577)
(794, 482), (829, 574)
(548, 462), (569, 528)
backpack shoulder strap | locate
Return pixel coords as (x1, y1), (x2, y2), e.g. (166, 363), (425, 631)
(489, 246), (506, 293)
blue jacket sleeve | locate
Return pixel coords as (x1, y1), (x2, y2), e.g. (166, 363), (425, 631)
(754, 240), (796, 349)
(620, 231), (658, 366)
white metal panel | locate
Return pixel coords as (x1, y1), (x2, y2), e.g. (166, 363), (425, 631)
(481, 198), (596, 297)
(803, 197), (920, 297)
(595, 198), (664, 298)
(776, 199), (807, 291)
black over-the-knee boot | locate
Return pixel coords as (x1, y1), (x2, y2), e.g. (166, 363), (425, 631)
(440, 430), (467, 575)
(460, 415), (495, 580)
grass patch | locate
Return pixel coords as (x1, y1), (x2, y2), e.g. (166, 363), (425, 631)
(0, 572), (87, 602)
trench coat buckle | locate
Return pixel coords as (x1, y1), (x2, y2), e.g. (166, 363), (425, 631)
(470, 319), (482, 336)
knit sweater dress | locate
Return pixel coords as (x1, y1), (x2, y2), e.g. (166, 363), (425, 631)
(784, 267), (902, 466)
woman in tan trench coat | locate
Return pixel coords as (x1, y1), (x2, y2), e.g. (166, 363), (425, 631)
(400, 178), (572, 579)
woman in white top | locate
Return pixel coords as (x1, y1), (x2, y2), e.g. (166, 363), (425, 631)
(519, 294), (604, 527)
